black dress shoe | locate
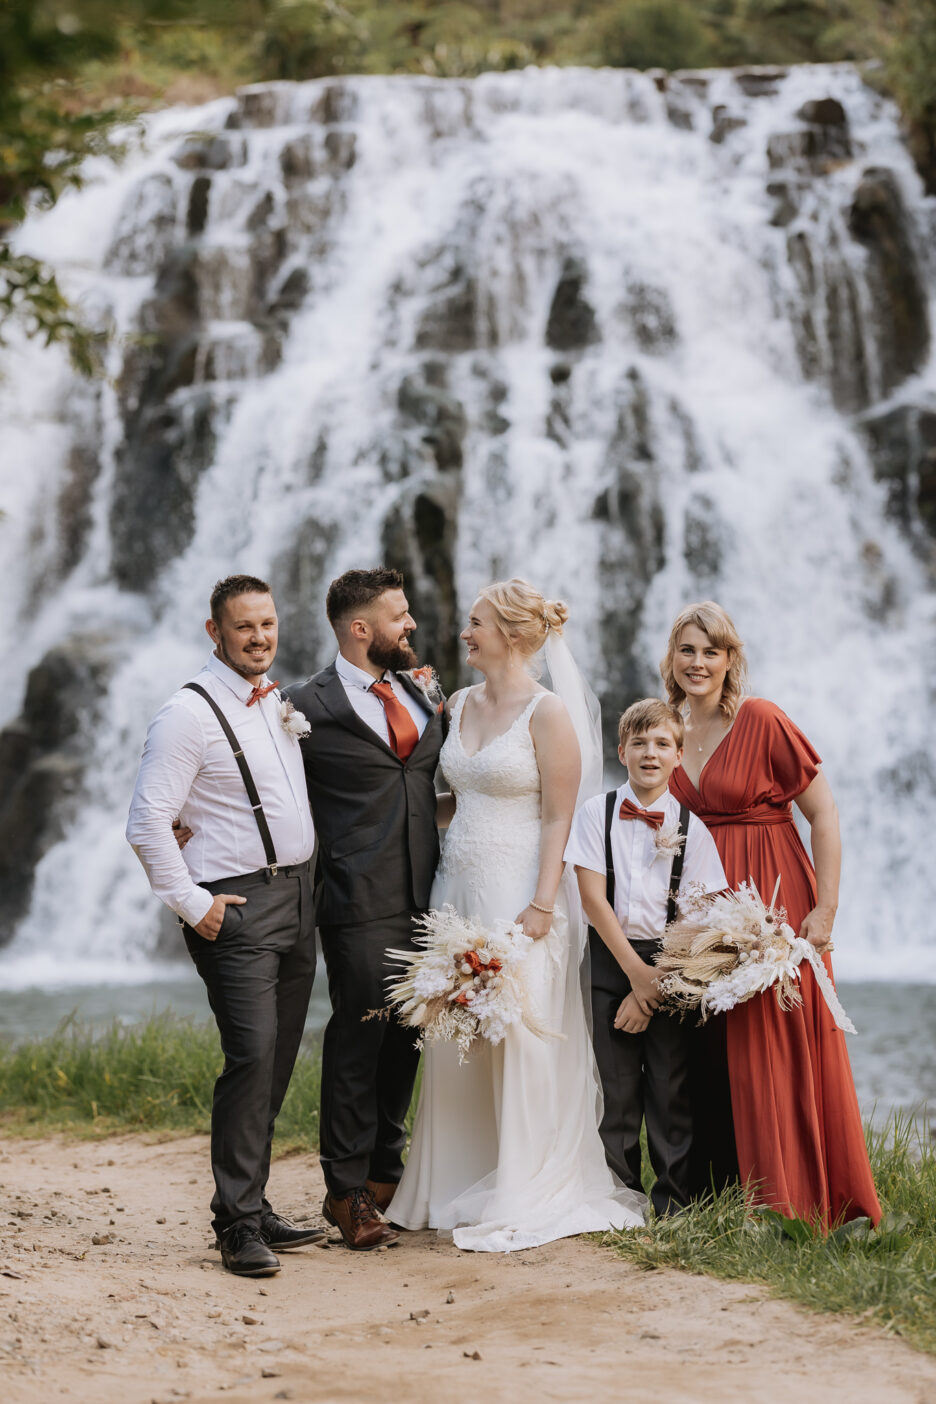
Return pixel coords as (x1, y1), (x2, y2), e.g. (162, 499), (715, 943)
(259, 1210), (326, 1250)
(218, 1222), (281, 1277)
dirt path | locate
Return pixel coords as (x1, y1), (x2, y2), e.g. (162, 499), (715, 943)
(1, 1134), (933, 1404)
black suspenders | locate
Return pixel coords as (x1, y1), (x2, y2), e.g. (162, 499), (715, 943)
(601, 789), (690, 930)
(183, 682), (280, 874)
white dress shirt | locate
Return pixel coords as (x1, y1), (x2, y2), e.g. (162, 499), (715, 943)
(564, 781), (726, 940)
(126, 653), (316, 928)
(334, 651), (429, 747)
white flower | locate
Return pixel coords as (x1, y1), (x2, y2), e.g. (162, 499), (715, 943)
(653, 823), (686, 860)
(280, 697), (311, 739)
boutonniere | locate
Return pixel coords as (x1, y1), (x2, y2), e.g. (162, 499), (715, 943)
(404, 665), (444, 710)
(280, 696), (311, 739)
(653, 824), (686, 860)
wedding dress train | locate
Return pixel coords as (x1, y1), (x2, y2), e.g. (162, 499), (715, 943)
(389, 689), (645, 1251)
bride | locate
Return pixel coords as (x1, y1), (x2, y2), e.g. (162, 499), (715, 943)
(389, 578), (645, 1251)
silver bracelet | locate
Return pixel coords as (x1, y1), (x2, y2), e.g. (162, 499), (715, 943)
(529, 899), (554, 915)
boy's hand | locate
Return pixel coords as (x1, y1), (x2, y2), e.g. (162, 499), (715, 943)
(628, 961), (662, 1015)
(615, 992), (651, 1034)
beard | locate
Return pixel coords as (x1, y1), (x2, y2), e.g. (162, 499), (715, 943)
(215, 638), (270, 678)
(367, 631), (419, 674)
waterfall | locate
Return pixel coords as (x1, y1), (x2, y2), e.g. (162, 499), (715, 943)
(0, 63), (933, 986)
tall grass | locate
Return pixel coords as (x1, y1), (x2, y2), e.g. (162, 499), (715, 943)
(0, 1012), (320, 1147)
(609, 1114), (936, 1353)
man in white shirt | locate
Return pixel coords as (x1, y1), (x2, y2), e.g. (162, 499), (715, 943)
(565, 698), (726, 1216)
(127, 575), (320, 1277)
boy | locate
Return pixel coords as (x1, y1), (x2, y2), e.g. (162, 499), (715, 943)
(564, 699), (726, 1216)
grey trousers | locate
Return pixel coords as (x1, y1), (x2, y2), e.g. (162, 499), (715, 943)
(183, 865), (316, 1235)
(589, 931), (692, 1218)
(318, 911), (421, 1197)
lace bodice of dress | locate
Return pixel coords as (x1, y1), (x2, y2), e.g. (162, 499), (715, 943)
(436, 690), (546, 904)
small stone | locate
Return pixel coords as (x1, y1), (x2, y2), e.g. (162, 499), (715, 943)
(91, 1233), (112, 1246)
(409, 1309), (430, 1321)
(274, 1393), (294, 1401)
(445, 1291), (455, 1304)
(258, 1287), (268, 1296)
(261, 1368), (280, 1378)
(257, 1340), (285, 1353)
(242, 1314), (260, 1326)
(96, 1335), (115, 1349)
(464, 1349), (482, 1361)
(156, 1218), (166, 1225)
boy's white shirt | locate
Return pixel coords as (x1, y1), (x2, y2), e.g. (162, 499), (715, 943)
(563, 780), (727, 941)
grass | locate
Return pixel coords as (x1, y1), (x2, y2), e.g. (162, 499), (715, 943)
(607, 1115), (936, 1354)
(3, 1014), (934, 1352)
(0, 1011), (320, 1149)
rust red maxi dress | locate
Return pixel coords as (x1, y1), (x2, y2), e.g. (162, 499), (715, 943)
(669, 696), (881, 1226)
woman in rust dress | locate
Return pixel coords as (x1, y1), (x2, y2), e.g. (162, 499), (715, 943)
(663, 601), (880, 1226)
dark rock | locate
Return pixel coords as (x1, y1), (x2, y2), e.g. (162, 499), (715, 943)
(381, 481), (460, 693)
(186, 176), (211, 236)
(106, 174), (177, 276)
(860, 401), (936, 551)
(545, 256), (600, 353)
(623, 282), (677, 353)
(247, 191), (276, 233)
(848, 167), (930, 396)
(767, 129), (820, 170)
(0, 634), (118, 945)
(766, 179), (799, 227)
(683, 493), (727, 586)
(312, 82), (359, 126)
(57, 442), (102, 577)
(665, 94), (694, 131)
(415, 265), (479, 354)
(280, 135), (317, 183)
(785, 228), (871, 411)
(549, 363), (572, 385)
(173, 134), (246, 172)
(735, 68), (786, 98)
(796, 97), (846, 127)
(398, 374), (467, 472)
(710, 107), (746, 145)
(271, 518), (341, 682)
(269, 266), (310, 320)
(237, 86), (286, 129)
(324, 130), (357, 171)
(109, 391), (217, 592)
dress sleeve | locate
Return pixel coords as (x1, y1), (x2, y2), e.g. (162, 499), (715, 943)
(760, 699), (821, 802)
(683, 815), (728, 894)
(563, 796), (607, 876)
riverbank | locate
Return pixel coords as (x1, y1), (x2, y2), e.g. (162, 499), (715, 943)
(2, 1134), (935, 1404)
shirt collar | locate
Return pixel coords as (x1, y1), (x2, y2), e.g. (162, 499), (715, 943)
(335, 650), (387, 693)
(620, 779), (676, 814)
(205, 650), (267, 704)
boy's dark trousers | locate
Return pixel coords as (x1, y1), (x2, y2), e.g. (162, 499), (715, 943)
(589, 929), (692, 1217)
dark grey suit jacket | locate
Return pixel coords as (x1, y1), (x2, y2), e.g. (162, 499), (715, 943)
(283, 664), (444, 927)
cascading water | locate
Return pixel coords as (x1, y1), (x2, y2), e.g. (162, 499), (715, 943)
(0, 63), (933, 987)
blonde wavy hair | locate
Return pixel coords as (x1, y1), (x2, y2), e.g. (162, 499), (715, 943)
(660, 601), (749, 721)
(477, 577), (568, 658)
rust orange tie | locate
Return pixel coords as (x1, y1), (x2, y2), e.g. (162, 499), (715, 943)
(619, 798), (665, 830)
(246, 680), (279, 706)
(370, 679), (419, 761)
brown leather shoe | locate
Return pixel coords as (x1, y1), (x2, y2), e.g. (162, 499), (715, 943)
(365, 1179), (398, 1215)
(323, 1188), (400, 1250)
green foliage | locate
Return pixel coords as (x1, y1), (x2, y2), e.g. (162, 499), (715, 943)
(593, 0), (712, 71)
(609, 1113), (936, 1354)
(0, 1012), (321, 1148)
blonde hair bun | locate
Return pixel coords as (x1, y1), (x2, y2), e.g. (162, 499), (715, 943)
(478, 577), (568, 657)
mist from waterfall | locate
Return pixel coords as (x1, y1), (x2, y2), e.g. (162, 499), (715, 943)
(0, 63), (933, 988)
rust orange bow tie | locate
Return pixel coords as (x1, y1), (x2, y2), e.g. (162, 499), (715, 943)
(246, 680), (279, 706)
(619, 798), (665, 829)
(370, 679), (419, 761)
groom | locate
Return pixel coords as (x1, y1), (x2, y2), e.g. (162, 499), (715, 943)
(285, 567), (445, 1250)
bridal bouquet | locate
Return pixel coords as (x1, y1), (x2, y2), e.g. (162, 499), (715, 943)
(385, 905), (557, 1061)
(654, 878), (856, 1033)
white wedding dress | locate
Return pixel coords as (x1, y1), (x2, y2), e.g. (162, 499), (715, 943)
(389, 688), (645, 1252)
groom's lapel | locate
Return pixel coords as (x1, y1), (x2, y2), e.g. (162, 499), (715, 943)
(314, 665), (401, 763)
(395, 670), (446, 755)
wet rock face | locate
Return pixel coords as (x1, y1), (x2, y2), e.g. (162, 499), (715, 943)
(848, 168), (931, 397)
(0, 635), (117, 945)
(545, 257), (600, 352)
(860, 402), (936, 561)
(272, 519), (342, 683)
(382, 481), (460, 694)
(594, 370), (666, 729)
